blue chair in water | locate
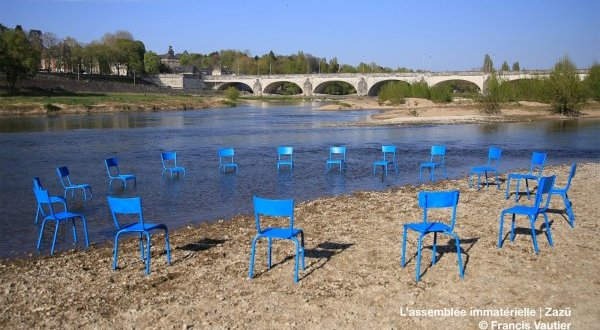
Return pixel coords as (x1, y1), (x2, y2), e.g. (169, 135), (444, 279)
(105, 157), (136, 189)
(326, 146), (346, 171)
(277, 146), (293, 172)
(505, 151), (546, 201)
(550, 163), (577, 228)
(218, 148), (238, 173)
(498, 176), (556, 254)
(56, 166), (93, 202)
(249, 196), (305, 283)
(107, 197), (171, 275)
(469, 147), (502, 190)
(373, 145), (398, 175)
(34, 188), (89, 255)
(161, 151), (186, 178)
(33, 177), (66, 224)
(419, 145), (447, 182)
(401, 190), (464, 281)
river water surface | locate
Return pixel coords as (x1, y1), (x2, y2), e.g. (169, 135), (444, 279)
(0, 103), (598, 258)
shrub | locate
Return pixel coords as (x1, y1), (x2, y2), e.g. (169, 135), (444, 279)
(585, 62), (600, 101)
(478, 73), (504, 114)
(411, 80), (430, 99)
(224, 86), (240, 101)
(430, 85), (452, 103)
(378, 81), (410, 105)
(548, 56), (586, 116)
(44, 103), (60, 112)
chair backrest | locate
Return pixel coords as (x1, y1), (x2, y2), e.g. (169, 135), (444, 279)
(107, 196), (144, 229)
(219, 148), (235, 164)
(430, 145), (446, 163)
(418, 190), (460, 230)
(563, 163), (577, 191)
(34, 188), (55, 217)
(33, 176), (42, 190)
(253, 196), (295, 234)
(529, 152), (547, 177)
(535, 176), (556, 210)
(329, 146), (346, 161)
(56, 166), (72, 187)
(381, 145), (396, 162)
(487, 147), (502, 168)
(105, 157), (120, 177)
(161, 151), (177, 168)
(278, 146), (293, 160)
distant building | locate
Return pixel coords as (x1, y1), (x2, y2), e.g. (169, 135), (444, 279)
(159, 46), (180, 70)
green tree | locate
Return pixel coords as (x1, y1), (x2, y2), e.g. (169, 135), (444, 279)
(501, 61), (510, 72)
(548, 56), (586, 116)
(512, 61), (520, 71)
(144, 51), (161, 75)
(479, 73), (505, 114)
(0, 25), (39, 90)
(584, 62), (600, 101)
(224, 86), (240, 101)
(483, 54), (494, 73)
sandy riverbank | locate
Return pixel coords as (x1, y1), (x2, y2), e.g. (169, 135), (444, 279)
(1, 163), (598, 328)
(318, 98), (600, 126)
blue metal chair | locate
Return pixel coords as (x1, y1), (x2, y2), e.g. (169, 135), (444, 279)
(373, 145), (398, 175)
(34, 188), (89, 255)
(505, 151), (546, 201)
(419, 145), (447, 182)
(469, 147), (502, 190)
(56, 166), (93, 202)
(249, 196), (305, 283)
(550, 163), (577, 228)
(107, 197), (171, 275)
(498, 175), (556, 254)
(401, 190), (464, 281)
(277, 146), (293, 172)
(161, 151), (186, 178)
(326, 146), (346, 172)
(33, 177), (66, 224)
(218, 148), (238, 173)
(105, 157), (136, 189)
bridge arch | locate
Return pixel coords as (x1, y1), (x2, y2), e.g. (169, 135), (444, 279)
(215, 82), (254, 93)
(431, 79), (481, 93)
(368, 79), (411, 96)
(263, 81), (303, 95)
(313, 80), (357, 95)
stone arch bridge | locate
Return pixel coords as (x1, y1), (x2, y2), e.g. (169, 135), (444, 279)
(200, 71), (587, 96)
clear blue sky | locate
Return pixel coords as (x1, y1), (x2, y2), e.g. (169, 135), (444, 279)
(1, 0), (599, 71)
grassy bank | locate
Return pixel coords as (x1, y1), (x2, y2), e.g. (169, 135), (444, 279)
(0, 92), (232, 115)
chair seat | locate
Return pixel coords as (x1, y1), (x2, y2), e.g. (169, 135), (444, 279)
(167, 166), (185, 172)
(327, 160), (343, 164)
(404, 222), (452, 233)
(52, 211), (84, 220)
(471, 166), (496, 173)
(502, 205), (546, 216)
(509, 173), (537, 180)
(222, 163), (237, 167)
(68, 183), (91, 189)
(420, 162), (443, 168)
(259, 227), (302, 239)
(374, 160), (391, 166)
(49, 196), (66, 203)
(278, 160), (293, 165)
(550, 187), (567, 195)
(118, 222), (166, 232)
(118, 174), (136, 180)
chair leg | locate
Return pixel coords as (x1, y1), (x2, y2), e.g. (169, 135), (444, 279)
(495, 171), (500, 190)
(542, 213), (554, 247)
(249, 236), (260, 279)
(113, 233), (121, 271)
(515, 178), (521, 202)
(300, 231), (305, 271)
(431, 232), (437, 266)
(293, 237), (300, 283)
(144, 232), (151, 275)
(37, 219), (48, 250)
(484, 171), (489, 189)
(401, 226), (408, 267)
(35, 206), (41, 224)
(562, 193), (575, 228)
(505, 175), (511, 199)
(80, 216), (89, 248)
(139, 233), (145, 260)
(419, 166), (423, 182)
(267, 238), (272, 269)
(50, 221), (60, 255)
(498, 212), (505, 248)
(416, 234), (424, 281)
(430, 167), (434, 182)
(525, 178), (531, 200)
(443, 165), (447, 179)
(164, 228), (171, 264)
(451, 232), (464, 279)
(529, 216), (539, 254)
(71, 218), (77, 243)
(477, 173), (481, 191)
(510, 214), (516, 242)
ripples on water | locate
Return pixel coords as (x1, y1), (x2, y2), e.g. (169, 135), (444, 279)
(0, 103), (598, 257)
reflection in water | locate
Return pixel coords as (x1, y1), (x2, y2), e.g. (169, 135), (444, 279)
(0, 105), (598, 258)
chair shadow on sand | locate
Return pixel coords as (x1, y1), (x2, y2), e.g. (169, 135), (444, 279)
(498, 219), (554, 248)
(403, 237), (479, 280)
(252, 241), (353, 280)
(172, 238), (228, 264)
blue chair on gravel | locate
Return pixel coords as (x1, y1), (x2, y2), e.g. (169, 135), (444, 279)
(469, 147), (502, 190)
(218, 148), (238, 173)
(161, 151), (186, 178)
(550, 163), (577, 228)
(107, 197), (171, 275)
(105, 157), (136, 189)
(505, 151), (546, 201)
(326, 146), (346, 172)
(249, 196), (305, 283)
(498, 175), (555, 254)
(33, 177), (66, 224)
(401, 190), (464, 281)
(35, 188), (89, 255)
(373, 145), (398, 175)
(56, 166), (93, 202)
(419, 145), (447, 182)
(277, 146), (293, 172)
